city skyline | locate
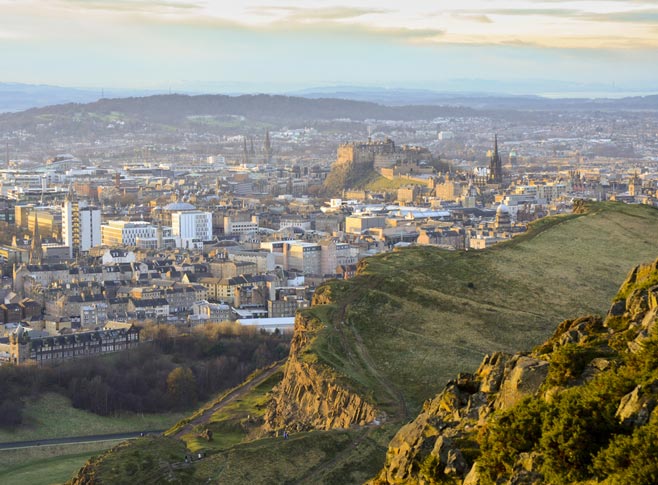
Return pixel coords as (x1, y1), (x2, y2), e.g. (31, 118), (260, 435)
(1, 0), (658, 93)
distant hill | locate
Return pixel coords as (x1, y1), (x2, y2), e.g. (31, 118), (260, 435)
(292, 86), (658, 110)
(2, 82), (658, 116)
(0, 82), (154, 113)
(0, 93), (477, 129)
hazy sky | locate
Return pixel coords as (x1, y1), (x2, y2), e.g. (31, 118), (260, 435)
(1, 0), (657, 92)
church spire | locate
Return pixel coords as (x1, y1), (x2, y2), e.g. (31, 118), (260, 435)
(263, 130), (272, 162)
(30, 211), (43, 265)
(242, 136), (249, 165)
(489, 134), (503, 184)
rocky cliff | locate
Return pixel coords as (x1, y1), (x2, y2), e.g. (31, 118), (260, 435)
(264, 289), (380, 432)
(322, 156), (376, 195)
(370, 257), (658, 485)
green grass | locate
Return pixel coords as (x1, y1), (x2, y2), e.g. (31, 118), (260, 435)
(0, 393), (187, 443)
(307, 202), (658, 413)
(73, 427), (392, 485)
(190, 426), (393, 485)
(77, 436), (194, 485)
(180, 370), (283, 453)
(0, 441), (124, 485)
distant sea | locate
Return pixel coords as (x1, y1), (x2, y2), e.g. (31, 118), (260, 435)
(540, 91), (658, 99)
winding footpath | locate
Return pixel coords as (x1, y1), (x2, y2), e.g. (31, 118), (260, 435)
(172, 361), (285, 439)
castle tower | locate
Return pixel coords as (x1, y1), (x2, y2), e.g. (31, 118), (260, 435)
(30, 212), (43, 265)
(488, 135), (503, 184)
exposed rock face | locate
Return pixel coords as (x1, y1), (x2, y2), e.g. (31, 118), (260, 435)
(494, 356), (549, 411)
(371, 355), (515, 484)
(616, 381), (658, 427)
(264, 307), (378, 433)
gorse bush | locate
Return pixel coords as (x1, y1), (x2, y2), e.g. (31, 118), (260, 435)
(476, 328), (658, 485)
(478, 397), (546, 484)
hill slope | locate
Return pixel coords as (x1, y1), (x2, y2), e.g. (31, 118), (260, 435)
(267, 202), (658, 428)
(68, 202), (658, 484)
(371, 256), (658, 484)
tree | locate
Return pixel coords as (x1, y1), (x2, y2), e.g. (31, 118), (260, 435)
(166, 367), (197, 408)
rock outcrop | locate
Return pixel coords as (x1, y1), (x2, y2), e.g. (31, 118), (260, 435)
(264, 301), (379, 432)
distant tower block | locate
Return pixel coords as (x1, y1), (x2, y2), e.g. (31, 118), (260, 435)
(488, 135), (503, 184)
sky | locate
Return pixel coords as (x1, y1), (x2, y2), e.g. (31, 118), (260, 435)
(1, 0), (657, 94)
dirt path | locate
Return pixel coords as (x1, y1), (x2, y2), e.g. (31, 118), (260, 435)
(172, 361), (284, 439)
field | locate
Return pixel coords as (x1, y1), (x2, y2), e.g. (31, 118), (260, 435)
(0, 393), (187, 443)
(0, 394), (188, 485)
(0, 440), (125, 485)
(307, 202), (658, 413)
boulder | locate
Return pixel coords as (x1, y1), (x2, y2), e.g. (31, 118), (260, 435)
(463, 463), (481, 485)
(477, 352), (509, 393)
(495, 356), (549, 411)
(616, 381), (658, 427)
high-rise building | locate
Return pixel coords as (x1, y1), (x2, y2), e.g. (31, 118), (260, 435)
(62, 196), (101, 258)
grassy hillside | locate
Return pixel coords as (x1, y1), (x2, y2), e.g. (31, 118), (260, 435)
(305, 202), (658, 414)
(66, 202), (658, 484)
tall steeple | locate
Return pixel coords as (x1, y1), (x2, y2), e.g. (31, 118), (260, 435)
(242, 136), (249, 165)
(263, 130), (272, 162)
(30, 211), (43, 265)
(488, 135), (503, 184)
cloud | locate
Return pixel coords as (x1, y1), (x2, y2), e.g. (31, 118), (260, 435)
(451, 13), (493, 24)
(250, 5), (391, 22)
(481, 6), (658, 25)
(55, 0), (204, 14)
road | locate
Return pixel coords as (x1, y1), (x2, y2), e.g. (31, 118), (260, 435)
(0, 430), (165, 451)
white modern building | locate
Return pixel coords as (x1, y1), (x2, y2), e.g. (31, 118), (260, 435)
(171, 210), (213, 243)
(224, 214), (259, 235)
(101, 221), (157, 247)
